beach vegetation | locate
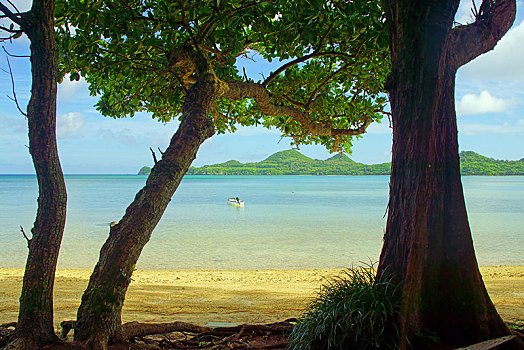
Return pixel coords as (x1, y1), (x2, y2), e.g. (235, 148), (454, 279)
(288, 265), (400, 350)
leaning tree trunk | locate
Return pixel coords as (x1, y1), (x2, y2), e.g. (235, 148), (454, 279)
(73, 68), (216, 349)
(376, 0), (521, 348)
(8, 0), (67, 349)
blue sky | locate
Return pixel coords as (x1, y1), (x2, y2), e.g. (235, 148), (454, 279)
(1, 1), (523, 174)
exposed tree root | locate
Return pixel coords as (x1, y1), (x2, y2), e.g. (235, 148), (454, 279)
(125, 319), (295, 349)
(122, 321), (212, 339)
(56, 319), (296, 349)
(4, 319), (522, 349)
(0, 323), (15, 348)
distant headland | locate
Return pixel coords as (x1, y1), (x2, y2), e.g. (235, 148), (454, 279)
(138, 150), (524, 176)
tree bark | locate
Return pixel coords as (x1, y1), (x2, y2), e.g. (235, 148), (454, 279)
(6, 0), (67, 349)
(73, 68), (216, 349)
(377, 0), (521, 348)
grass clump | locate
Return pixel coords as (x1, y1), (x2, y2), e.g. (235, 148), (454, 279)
(288, 264), (400, 350)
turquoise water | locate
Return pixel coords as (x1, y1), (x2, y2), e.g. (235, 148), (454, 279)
(0, 175), (522, 269)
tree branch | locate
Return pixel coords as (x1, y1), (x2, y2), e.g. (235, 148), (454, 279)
(2, 46), (29, 57)
(262, 51), (355, 87)
(282, 94), (307, 109)
(19, 225), (31, 246)
(197, 1), (267, 42)
(305, 63), (349, 108)
(221, 81), (372, 137)
(314, 22), (335, 52)
(5, 55), (27, 117)
(449, 0), (516, 69)
(0, 25), (19, 33)
(149, 147), (158, 164)
(0, 2), (24, 27)
(177, 1), (201, 52)
(0, 32), (21, 42)
(4, 0), (20, 14)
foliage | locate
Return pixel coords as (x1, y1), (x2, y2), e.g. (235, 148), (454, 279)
(56, 0), (390, 152)
(460, 151), (524, 175)
(182, 150), (524, 176)
(288, 265), (400, 350)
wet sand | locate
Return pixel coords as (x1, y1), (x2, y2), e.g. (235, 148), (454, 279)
(0, 266), (522, 330)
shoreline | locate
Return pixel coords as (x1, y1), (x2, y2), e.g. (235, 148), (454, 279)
(1, 266), (522, 330)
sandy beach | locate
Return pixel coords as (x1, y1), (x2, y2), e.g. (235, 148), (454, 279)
(0, 266), (522, 331)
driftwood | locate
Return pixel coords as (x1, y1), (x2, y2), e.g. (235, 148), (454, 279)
(456, 335), (517, 350)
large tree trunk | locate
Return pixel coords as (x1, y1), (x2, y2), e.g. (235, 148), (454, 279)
(6, 0), (67, 349)
(377, 0), (521, 348)
(73, 69), (216, 349)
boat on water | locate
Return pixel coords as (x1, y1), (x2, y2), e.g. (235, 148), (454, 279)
(228, 197), (244, 207)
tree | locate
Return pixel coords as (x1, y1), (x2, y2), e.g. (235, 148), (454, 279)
(0, 0), (67, 348)
(375, 0), (522, 348)
(57, 0), (389, 347)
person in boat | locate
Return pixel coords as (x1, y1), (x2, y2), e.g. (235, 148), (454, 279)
(235, 197), (240, 203)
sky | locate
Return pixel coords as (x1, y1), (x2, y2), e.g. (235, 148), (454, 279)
(1, 1), (523, 174)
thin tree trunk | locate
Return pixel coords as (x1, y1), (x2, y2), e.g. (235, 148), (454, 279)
(74, 69), (216, 349)
(377, 0), (521, 348)
(7, 0), (67, 349)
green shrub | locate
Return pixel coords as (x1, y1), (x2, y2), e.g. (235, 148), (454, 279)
(288, 264), (401, 350)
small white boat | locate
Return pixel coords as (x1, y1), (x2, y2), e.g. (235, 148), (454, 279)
(228, 197), (244, 207)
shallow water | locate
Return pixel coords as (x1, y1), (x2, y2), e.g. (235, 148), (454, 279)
(0, 175), (522, 269)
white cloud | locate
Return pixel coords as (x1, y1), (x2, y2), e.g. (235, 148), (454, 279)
(366, 120), (392, 134)
(148, 131), (172, 149)
(0, 113), (26, 134)
(459, 119), (524, 135)
(97, 128), (138, 145)
(57, 112), (84, 138)
(200, 137), (215, 150)
(456, 90), (512, 115)
(459, 20), (524, 79)
(58, 74), (89, 102)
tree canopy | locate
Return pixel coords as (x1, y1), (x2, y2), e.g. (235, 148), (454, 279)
(57, 0), (389, 152)
(54, 2), (393, 346)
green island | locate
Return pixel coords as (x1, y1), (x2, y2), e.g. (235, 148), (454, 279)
(138, 150), (524, 176)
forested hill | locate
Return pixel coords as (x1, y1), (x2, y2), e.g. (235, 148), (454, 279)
(187, 150), (391, 175)
(139, 150), (524, 176)
(459, 151), (524, 175)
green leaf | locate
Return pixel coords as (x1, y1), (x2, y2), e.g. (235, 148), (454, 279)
(57, 0), (389, 153)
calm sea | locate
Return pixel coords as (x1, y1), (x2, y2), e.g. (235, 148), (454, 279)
(0, 175), (522, 269)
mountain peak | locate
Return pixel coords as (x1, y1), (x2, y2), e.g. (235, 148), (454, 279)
(326, 153), (355, 163)
(262, 149), (313, 163)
